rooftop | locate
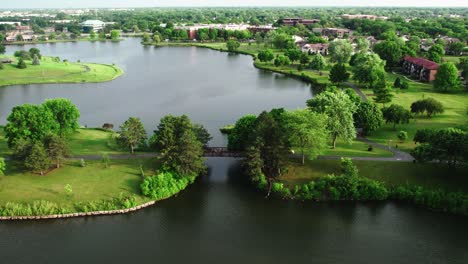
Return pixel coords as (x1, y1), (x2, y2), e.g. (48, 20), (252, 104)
(404, 56), (439, 70)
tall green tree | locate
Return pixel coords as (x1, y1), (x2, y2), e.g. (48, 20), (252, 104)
(309, 53), (326, 71)
(5, 104), (59, 147)
(307, 90), (357, 149)
(328, 40), (353, 64)
(152, 115), (206, 177)
(373, 83), (394, 106)
(352, 53), (386, 89)
(329, 63), (350, 84)
(228, 114), (257, 151)
(433, 62), (461, 92)
(0, 44), (5, 55)
(43, 134), (69, 168)
(284, 110), (328, 164)
(117, 117), (147, 154)
(354, 102), (384, 136)
(43, 99), (80, 137)
(284, 48), (302, 63)
(373, 40), (403, 68)
(25, 143), (51, 175)
(382, 104), (411, 129)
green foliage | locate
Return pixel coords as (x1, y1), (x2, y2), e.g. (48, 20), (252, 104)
(284, 109), (329, 164)
(373, 84), (394, 106)
(117, 117), (147, 154)
(0, 201), (70, 216)
(192, 124), (212, 147)
(391, 186), (468, 215)
(110, 30), (120, 41)
(17, 58), (27, 69)
(29, 48), (42, 59)
(284, 48), (302, 63)
(340, 158), (359, 177)
(257, 49), (274, 62)
(354, 101), (384, 136)
(228, 114), (257, 151)
(411, 128), (467, 167)
(80, 158), (86, 167)
(5, 104), (59, 147)
(410, 98), (444, 118)
(274, 55), (291, 67)
(152, 115), (206, 176)
(140, 171), (194, 200)
(373, 40), (403, 67)
(0, 44), (5, 55)
(328, 40), (353, 64)
(329, 63), (349, 84)
(307, 90), (357, 148)
(382, 104), (411, 129)
(64, 184), (73, 196)
(32, 54), (41, 66)
(102, 153), (110, 168)
(43, 134), (70, 168)
(398, 131), (408, 142)
(356, 37), (370, 52)
(25, 143), (51, 175)
(0, 157), (5, 176)
(352, 53), (386, 89)
(43, 98), (80, 136)
(226, 40), (241, 52)
(14, 50), (31, 60)
(309, 53), (326, 70)
(433, 62), (461, 92)
(74, 194), (138, 212)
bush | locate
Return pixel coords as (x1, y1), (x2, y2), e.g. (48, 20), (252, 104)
(0, 200), (70, 216)
(391, 185), (468, 215)
(140, 171), (195, 200)
(17, 58), (27, 69)
(398, 131), (408, 142)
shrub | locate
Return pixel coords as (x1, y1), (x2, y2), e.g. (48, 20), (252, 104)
(17, 58), (27, 69)
(140, 171), (195, 200)
(398, 131), (408, 142)
(0, 201), (69, 216)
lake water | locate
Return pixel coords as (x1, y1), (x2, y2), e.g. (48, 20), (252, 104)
(0, 39), (467, 263)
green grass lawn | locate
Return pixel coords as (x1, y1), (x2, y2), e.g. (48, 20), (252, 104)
(321, 139), (393, 157)
(0, 128), (127, 157)
(0, 56), (123, 87)
(0, 158), (156, 208)
(279, 158), (468, 193)
(365, 73), (468, 153)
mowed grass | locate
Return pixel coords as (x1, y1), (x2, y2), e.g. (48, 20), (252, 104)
(0, 158), (156, 207)
(279, 158), (468, 193)
(0, 56), (123, 87)
(0, 128), (126, 157)
(321, 139), (393, 157)
(365, 73), (468, 153)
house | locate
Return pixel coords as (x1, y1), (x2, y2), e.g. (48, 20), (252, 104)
(81, 20), (106, 32)
(281, 18), (319, 26)
(402, 56), (439, 82)
(302, 43), (329, 55)
(313, 28), (352, 39)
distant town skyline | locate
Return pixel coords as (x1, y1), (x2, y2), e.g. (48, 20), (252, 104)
(1, 0), (467, 9)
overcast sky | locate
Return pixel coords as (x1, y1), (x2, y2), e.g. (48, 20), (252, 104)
(2, 0), (467, 9)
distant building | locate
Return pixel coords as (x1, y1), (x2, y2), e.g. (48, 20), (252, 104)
(81, 20), (106, 32)
(0, 21), (20, 25)
(302, 43), (329, 55)
(281, 18), (320, 26)
(341, 14), (388, 20)
(313, 28), (352, 39)
(402, 56), (439, 82)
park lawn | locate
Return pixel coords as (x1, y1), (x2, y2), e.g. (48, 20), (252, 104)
(364, 73), (468, 153)
(0, 56), (123, 87)
(67, 128), (127, 155)
(0, 128), (126, 157)
(0, 158), (157, 208)
(442, 56), (463, 64)
(321, 139), (393, 157)
(279, 158), (468, 193)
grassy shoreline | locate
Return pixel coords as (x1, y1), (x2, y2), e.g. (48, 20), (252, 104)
(0, 56), (124, 87)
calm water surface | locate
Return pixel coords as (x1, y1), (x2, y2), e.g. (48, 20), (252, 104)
(2, 38), (311, 146)
(0, 40), (467, 263)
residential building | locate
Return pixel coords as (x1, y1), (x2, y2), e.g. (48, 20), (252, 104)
(313, 28), (352, 39)
(302, 43), (329, 55)
(281, 18), (319, 26)
(402, 56), (439, 82)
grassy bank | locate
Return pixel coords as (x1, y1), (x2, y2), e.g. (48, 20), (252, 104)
(0, 158), (155, 209)
(279, 158), (468, 193)
(0, 56), (123, 87)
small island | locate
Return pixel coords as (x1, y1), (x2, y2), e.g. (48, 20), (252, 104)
(0, 48), (123, 87)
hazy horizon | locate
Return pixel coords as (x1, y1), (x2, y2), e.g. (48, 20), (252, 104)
(1, 0), (467, 9)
